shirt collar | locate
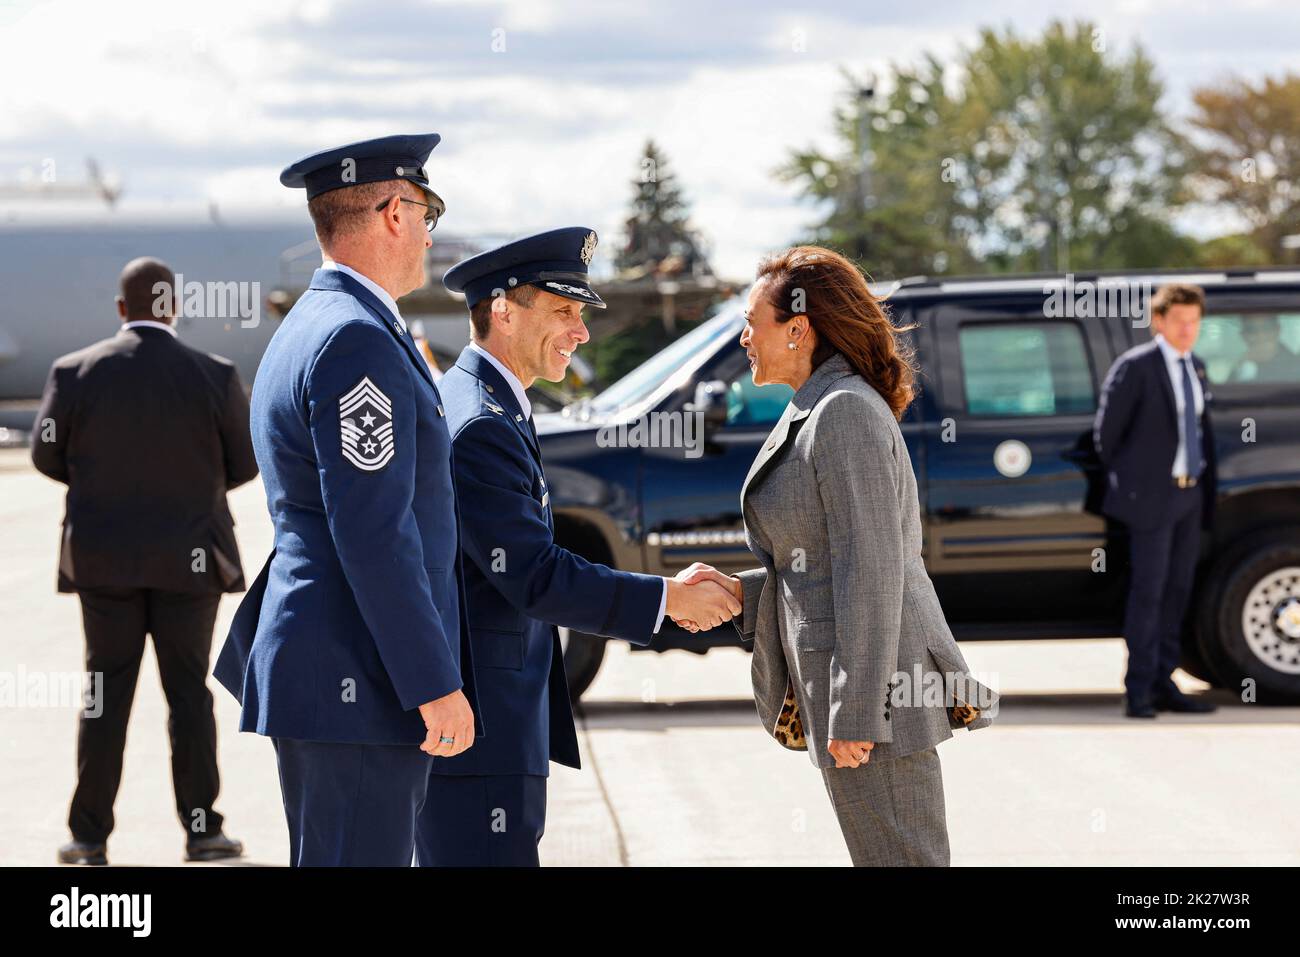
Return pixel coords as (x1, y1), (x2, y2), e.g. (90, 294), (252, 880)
(1155, 333), (1190, 362)
(122, 319), (178, 338)
(322, 261), (406, 332)
(468, 341), (531, 419)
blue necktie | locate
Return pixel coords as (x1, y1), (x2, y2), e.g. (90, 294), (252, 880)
(1180, 357), (1203, 477)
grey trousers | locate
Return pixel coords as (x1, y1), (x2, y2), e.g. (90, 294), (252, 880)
(819, 745), (951, 866)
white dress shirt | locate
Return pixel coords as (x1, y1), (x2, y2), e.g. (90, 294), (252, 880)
(322, 261), (406, 334)
(469, 341), (531, 419)
(1155, 333), (1205, 478)
(122, 319), (178, 337)
(468, 340), (669, 633)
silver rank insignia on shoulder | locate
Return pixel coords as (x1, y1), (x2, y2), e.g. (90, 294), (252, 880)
(515, 413), (523, 422)
(339, 376), (394, 471)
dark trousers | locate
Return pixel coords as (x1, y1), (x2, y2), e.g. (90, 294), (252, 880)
(415, 773), (547, 866)
(272, 738), (432, 866)
(69, 587), (223, 844)
(1122, 485), (1203, 704)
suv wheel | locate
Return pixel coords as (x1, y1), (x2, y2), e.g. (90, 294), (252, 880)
(1197, 528), (1300, 703)
(559, 626), (607, 701)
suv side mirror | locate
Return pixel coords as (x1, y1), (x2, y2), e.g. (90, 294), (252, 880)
(686, 379), (729, 429)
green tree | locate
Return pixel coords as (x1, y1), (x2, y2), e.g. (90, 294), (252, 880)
(615, 140), (712, 279)
(782, 20), (1195, 277)
(780, 61), (976, 279)
(1188, 72), (1300, 264)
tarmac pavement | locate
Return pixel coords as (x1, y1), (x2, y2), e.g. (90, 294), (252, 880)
(2, 448), (1296, 867)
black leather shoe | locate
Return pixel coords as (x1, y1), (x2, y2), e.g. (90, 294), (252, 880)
(58, 840), (108, 866)
(1124, 697), (1156, 718)
(1154, 692), (1217, 714)
(185, 832), (244, 862)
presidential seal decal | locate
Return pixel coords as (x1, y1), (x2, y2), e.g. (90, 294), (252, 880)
(339, 376), (394, 471)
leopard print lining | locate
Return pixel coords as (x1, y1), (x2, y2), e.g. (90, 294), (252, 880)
(772, 677), (981, 746)
(950, 685), (982, 726)
(772, 679), (807, 749)
(950, 702), (980, 725)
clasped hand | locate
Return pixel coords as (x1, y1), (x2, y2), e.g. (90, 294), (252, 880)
(666, 562), (743, 632)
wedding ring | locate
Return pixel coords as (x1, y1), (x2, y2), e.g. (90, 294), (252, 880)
(439, 735), (455, 744)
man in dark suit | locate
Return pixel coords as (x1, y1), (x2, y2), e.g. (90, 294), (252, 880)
(32, 256), (258, 865)
(417, 228), (739, 866)
(1094, 282), (1219, 718)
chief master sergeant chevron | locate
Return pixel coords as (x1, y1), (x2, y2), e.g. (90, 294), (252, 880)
(213, 133), (480, 866)
(416, 228), (740, 866)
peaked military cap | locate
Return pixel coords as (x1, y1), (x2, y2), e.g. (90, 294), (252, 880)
(280, 132), (445, 215)
(443, 227), (605, 309)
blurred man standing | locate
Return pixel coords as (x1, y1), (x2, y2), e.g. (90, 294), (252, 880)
(32, 256), (258, 865)
(1094, 283), (1218, 718)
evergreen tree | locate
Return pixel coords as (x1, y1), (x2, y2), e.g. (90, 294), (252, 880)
(616, 140), (712, 279)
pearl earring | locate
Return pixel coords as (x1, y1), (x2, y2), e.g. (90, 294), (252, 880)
(787, 341), (797, 350)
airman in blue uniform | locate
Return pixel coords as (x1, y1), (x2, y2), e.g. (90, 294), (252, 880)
(415, 228), (739, 865)
(214, 133), (480, 866)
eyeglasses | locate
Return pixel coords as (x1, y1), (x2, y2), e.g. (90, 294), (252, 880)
(375, 194), (444, 233)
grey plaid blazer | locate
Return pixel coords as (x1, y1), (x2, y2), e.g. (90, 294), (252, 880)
(735, 352), (998, 769)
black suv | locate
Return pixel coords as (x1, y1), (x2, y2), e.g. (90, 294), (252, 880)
(537, 268), (1300, 703)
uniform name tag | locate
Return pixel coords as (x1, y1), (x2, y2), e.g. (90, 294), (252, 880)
(340, 376), (395, 471)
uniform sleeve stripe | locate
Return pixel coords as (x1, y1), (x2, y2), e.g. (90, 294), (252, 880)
(340, 376), (393, 415)
(341, 445), (396, 471)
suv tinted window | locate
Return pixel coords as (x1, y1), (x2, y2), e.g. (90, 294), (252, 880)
(959, 321), (1095, 416)
(1197, 313), (1300, 385)
(726, 372), (793, 426)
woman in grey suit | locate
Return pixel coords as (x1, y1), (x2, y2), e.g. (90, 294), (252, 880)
(679, 246), (999, 866)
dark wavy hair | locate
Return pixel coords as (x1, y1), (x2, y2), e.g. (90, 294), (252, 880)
(754, 245), (918, 420)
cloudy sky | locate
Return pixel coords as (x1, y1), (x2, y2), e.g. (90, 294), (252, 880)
(0, 0), (1295, 277)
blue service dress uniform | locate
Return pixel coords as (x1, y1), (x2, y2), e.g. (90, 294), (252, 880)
(214, 267), (480, 865)
(414, 342), (663, 866)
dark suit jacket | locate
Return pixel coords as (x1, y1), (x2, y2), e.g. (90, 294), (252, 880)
(1093, 339), (1216, 531)
(31, 324), (258, 594)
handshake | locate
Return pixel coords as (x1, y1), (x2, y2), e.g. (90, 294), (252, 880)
(664, 562), (744, 633)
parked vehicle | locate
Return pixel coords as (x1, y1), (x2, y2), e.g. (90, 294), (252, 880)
(538, 268), (1300, 703)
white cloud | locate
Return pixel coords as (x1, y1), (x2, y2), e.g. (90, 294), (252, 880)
(0, 0), (1295, 278)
